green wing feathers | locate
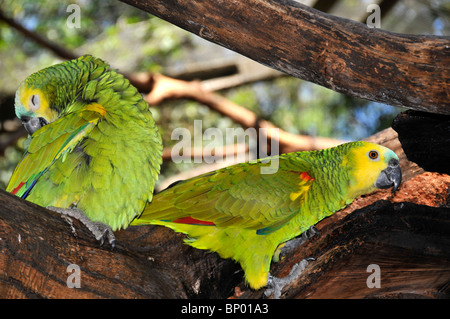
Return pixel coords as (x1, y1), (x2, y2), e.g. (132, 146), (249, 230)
(132, 154), (319, 289)
(7, 110), (100, 197)
(134, 157), (315, 233)
(8, 55), (163, 230)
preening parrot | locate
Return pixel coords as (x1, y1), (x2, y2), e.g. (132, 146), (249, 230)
(7, 55), (162, 243)
(132, 141), (401, 296)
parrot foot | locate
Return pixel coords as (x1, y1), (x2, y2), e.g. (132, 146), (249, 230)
(284, 225), (319, 253)
(265, 257), (314, 299)
(273, 226), (319, 262)
(47, 206), (116, 248)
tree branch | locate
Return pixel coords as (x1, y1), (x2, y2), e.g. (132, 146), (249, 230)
(0, 190), (239, 298)
(0, 9), (77, 61)
(137, 73), (345, 153)
(121, 0), (450, 115)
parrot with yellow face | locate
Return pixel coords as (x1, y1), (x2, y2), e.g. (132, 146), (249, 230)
(132, 141), (401, 297)
(7, 55), (163, 244)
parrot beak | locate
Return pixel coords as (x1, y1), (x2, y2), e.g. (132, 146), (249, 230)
(20, 116), (49, 135)
(375, 158), (402, 193)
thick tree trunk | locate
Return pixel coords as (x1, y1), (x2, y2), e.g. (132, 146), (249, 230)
(392, 111), (450, 175)
(0, 189), (241, 298)
(121, 0), (450, 115)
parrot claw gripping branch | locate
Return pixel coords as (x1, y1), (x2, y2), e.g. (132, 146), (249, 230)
(8, 56), (402, 298)
(48, 206), (116, 247)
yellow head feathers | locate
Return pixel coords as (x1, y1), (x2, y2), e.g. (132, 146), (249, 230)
(342, 142), (401, 199)
(15, 84), (58, 124)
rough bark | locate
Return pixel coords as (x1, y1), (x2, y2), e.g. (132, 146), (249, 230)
(0, 190), (241, 299)
(121, 0), (450, 115)
(392, 110), (450, 175)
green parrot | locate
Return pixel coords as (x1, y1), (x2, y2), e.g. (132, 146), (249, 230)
(7, 55), (162, 244)
(132, 141), (401, 297)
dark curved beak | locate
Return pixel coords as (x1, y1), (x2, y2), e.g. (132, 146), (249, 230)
(375, 158), (402, 193)
(20, 116), (49, 135)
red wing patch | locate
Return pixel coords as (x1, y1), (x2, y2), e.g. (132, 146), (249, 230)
(11, 182), (25, 195)
(300, 172), (314, 182)
(172, 216), (215, 226)
(289, 171), (314, 182)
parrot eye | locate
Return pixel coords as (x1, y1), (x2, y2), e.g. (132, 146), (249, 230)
(368, 150), (379, 160)
(30, 94), (40, 111)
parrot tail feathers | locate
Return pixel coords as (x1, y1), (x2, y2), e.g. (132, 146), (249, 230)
(132, 218), (278, 290)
